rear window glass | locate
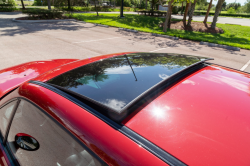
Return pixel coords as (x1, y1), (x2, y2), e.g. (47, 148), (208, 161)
(47, 53), (207, 113)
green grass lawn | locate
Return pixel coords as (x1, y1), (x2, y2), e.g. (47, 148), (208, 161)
(15, 1), (34, 6)
(69, 13), (250, 50)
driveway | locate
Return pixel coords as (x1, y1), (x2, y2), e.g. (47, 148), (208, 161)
(1, 12), (250, 73)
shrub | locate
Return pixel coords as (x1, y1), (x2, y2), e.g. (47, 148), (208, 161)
(227, 7), (236, 14)
(226, 2), (241, 10)
(172, 6), (181, 14)
(0, 3), (16, 12)
(22, 9), (64, 19)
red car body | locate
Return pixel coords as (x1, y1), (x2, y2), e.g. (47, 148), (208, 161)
(0, 52), (250, 166)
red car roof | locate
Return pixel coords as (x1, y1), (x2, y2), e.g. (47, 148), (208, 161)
(0, 59), (77, 98)
(124, 65), (250, 166)
(10, 53), (250, 165)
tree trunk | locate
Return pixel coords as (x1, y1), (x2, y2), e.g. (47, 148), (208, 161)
(47, 0), (51, 10)
(203, 0), (213, 24)
(68, 0), (71, 9)
(20, 0), (25, 9)
(187, 0), (196, 26)
(183, 1), (190, 26)
(94, 0), (99, 16)
(181, 1), (183, 12)
(163, 0), (174, 32)
(145, 0), (147, 9)
(211, 0), (225, 29)
(167, 5), (172, 29)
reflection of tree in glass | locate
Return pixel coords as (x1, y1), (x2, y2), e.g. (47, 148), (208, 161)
(127, 53), (202, 70)
(47, 53), (205, 89)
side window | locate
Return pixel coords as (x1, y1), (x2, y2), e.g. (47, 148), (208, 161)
(7, 100), (103, 166)
(0, 100), (18, 139)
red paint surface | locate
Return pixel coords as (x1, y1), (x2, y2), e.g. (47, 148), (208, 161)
(16, 83), (167, 166)
(0, 143), (10, 166)
(0, 59), (77, 99)
(124, 65), (250, 166)
(34, 52), (135, 82)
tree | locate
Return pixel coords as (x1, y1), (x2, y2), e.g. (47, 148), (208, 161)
(47, 0), (51, 9)
(221, 1), (226, 10)
(148, 0), (159, 11)
(183, 1), (191, 26)
(226, 2), (241, 10)
(211, 0), (225, 29)
(162, 0), (175, 32)
(93, 0), (99, 16)
(20, 0), (25, 9)
(203, 0), (212, 24)
(246, 0), (250, 13)
(187, 0), (197, 26)
(67, 0), (71, 9)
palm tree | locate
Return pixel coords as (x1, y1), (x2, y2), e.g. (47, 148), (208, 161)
(211, 0), (225, 29)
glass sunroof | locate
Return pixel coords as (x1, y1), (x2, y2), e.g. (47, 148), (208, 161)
(47, 53), (208, 113)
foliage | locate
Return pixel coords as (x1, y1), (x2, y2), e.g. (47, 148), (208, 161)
(56, 6), (138, 12)
(172, 6), (182, 14)
(221, 1), (226, 10)
(0, 2), (16, 12)
(33, 0), (44, 6)
(245, 0), (250, 13)
(194, 11), (250, 17)
(227, 7), (236, 14)
(226, 2), (241, 10)
(69, 13), (250, 50)
(22, 9), (64, 19)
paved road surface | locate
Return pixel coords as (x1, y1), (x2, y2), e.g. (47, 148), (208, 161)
(1, 12), (250, 73)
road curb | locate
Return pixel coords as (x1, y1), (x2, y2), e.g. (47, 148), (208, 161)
(151, 33), (179, 40)
(95, 24), (109, 28)
(200, 41), (240, 51)
(12, 18), (77, 23)
(118, 28), (138, 33)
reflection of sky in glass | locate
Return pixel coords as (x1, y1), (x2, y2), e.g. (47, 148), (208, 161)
(48, 53), (204, 112)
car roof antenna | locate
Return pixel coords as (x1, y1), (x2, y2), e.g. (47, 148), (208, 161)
(125, 54), (138, 81)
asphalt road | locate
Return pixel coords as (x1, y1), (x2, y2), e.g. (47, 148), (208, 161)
(0, 12), (250, 73)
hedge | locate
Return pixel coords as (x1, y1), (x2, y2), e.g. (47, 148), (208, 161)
(22, 9), (64, 19)
(0, 4), (16, 12)
(193, 11), (250, 18)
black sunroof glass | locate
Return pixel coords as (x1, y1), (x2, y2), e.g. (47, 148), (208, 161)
(47, 53), (206, 113)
